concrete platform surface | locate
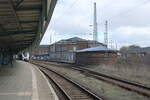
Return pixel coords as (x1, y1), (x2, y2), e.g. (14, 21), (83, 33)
(0, 60), (59, 100)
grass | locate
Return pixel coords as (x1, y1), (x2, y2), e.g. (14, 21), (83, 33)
(86, 61), (150, 87)
(41, 62), (150, 100)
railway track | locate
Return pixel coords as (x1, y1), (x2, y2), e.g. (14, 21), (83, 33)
(36, 64), (103, 100)
(31, 61), (150, 97)
(71, 67), (150, 97)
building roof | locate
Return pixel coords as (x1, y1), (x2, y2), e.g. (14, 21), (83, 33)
(66, 37), (86, 42)
(57, 37), (86, 44)
(52, 37), (106, 46)
(39, 45), (49, 48)
(76, 46), (117, 53)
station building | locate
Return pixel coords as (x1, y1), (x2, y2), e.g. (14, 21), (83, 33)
(31, 37), (118, 65)
(48, 37), (106, 63)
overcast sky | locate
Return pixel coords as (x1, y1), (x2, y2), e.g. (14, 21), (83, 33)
(41, 0), (150, 48)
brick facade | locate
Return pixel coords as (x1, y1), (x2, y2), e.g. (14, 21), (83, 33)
(49, 37), (106, 63)
(76, 52), (117, 65)
(31, 45), (49, 57)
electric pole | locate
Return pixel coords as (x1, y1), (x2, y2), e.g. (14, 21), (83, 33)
(104, 20), (108, 47)
(93, 2), (98, 41)
(50, 33), (52, 44)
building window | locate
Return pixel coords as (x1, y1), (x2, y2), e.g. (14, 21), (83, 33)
(73, 46), (76, 51)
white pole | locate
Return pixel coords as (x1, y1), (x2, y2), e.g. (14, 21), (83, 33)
(104, 21), (108, 47)
(93, 2), (98, 41)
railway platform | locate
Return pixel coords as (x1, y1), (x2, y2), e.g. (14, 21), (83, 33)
(0, 60), (59, 100)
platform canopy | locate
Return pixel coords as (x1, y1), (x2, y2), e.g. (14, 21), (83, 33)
(0, 0), (57, 54)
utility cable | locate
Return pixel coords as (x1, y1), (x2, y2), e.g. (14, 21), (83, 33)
(54, 0), (80, 22)
(108, 0), (150, 20)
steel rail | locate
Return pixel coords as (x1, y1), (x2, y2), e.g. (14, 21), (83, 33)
(32, 61), (150, 97)
(35, 63), (104, 100)
(69, 67), (150, 97)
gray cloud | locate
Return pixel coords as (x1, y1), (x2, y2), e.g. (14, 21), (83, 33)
(41, 0), (150, 48)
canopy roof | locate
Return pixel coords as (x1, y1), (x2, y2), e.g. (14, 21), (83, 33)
(0, 0), (57, 53)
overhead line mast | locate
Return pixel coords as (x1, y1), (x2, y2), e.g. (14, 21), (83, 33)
(105, 21), (108, 47)
(93, 2), (98, 41)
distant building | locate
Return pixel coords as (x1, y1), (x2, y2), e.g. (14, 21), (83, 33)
(76, 46), (117, 65)
(120, 47), (150, 58)
(49, 37), (106, 63)
(120, 46), (150, 65)
(31, 45), (49, 60)
(141, 47), (150, 54)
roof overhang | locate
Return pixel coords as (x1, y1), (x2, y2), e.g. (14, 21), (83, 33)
(0, 0), (57, 54)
